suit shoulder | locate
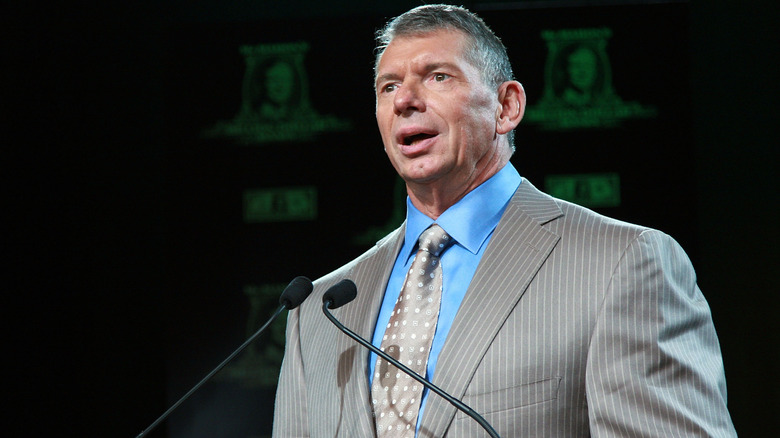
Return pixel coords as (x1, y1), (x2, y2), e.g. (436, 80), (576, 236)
(510, 180), (657, 251)
(514, 179), (648, 238)
(550, 198), (698, 273)
(553, 197), (650, 239)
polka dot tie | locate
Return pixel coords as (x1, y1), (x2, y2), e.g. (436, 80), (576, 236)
(372, 224), (455, 437)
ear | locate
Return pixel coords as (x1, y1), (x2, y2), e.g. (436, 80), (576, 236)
(495, 81), (526, 135)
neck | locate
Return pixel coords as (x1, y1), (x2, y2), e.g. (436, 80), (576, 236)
(407, 147), (510, 220)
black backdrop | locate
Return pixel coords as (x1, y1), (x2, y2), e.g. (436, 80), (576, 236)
(6, 1), (777, 437)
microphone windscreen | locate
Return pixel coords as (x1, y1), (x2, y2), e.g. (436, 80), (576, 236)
(280, 276), (314, 309)
(322, 279), (357, 309)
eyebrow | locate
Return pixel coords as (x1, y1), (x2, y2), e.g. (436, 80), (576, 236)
(375, 62), (462, 88)
(375, 72), (401, 88)
(423, 62), (461, 74)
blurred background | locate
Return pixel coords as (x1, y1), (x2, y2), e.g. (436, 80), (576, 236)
(6, 0), (777, 436)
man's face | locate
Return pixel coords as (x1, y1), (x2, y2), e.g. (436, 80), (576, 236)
(375, 30), (500, 190)
(567, 47), (597, 91)
(266, 61), (294, 104)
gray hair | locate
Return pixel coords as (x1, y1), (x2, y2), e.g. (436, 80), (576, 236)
(374, 4), (515, 90)
(374, 4), (516, 149)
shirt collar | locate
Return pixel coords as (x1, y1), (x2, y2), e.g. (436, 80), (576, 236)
(401, 163), (522, 259)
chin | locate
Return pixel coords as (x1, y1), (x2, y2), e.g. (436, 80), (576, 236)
(403, 168), (445, 184)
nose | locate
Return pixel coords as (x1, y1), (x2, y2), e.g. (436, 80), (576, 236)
(393, 82), (426, 115)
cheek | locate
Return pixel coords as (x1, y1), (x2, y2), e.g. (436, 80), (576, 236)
(375, 116), (392, 142)
(454, 111), (491, 142)
(454, 114), (497, 159)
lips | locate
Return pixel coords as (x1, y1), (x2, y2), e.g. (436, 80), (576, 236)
(401, 132), (436, 145)
(395, 127), (439, 155)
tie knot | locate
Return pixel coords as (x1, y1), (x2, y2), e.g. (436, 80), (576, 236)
(417, 224), (454, 257)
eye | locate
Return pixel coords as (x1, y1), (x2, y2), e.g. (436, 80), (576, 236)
(380, 83), (397, 94)
(433, 73), (450, 82)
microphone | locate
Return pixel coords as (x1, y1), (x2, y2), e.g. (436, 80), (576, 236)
(322, 278), (357, 309)
(135, 276), (314, 438)
(279, 275), (315, 309)
(321, 279), (500, 438)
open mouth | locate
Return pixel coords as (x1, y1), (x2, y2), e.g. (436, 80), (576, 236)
(401, 132), (437, 146)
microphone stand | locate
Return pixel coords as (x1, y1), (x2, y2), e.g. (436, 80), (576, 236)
(135, 304), (287, 438)
(322, 300), (500, 438)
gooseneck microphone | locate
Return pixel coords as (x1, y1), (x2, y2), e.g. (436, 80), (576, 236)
(135, 276), (314, 438)
(321, 279), (500, 438)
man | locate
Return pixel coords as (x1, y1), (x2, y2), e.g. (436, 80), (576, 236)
(273, 4), (735, 437)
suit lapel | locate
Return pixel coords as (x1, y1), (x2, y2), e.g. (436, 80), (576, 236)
(337, 226), (406, 436)
(419, 181), (563, 437)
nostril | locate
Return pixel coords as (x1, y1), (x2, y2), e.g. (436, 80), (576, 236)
(394, 89), (425, 113)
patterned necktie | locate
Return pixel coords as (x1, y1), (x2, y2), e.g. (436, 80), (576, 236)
(372, 224), (455, 437)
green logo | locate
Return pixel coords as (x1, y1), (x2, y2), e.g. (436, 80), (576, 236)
(525, 28), (656, 130)
(545, 173), (621, 208)
(243, 186), (317, 223)
(204, 42), (351, 144)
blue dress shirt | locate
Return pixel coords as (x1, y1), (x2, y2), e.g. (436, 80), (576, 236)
(369, 164), (522, 433)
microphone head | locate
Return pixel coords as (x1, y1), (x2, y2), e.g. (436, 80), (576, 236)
(279, 276), (314, 309)
(322, 279), (357, 309)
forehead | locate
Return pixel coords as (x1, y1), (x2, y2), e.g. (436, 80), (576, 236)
(376, 29), (471, 73)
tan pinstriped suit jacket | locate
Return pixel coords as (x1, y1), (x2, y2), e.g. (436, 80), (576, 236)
(273, 180), (736, 437)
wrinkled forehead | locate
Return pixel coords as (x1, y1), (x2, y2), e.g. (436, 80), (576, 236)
(374, 29), (474, 79)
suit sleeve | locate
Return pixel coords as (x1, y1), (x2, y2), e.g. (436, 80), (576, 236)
(585, 229), (736, 437)
(272, 307), (310, 437)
